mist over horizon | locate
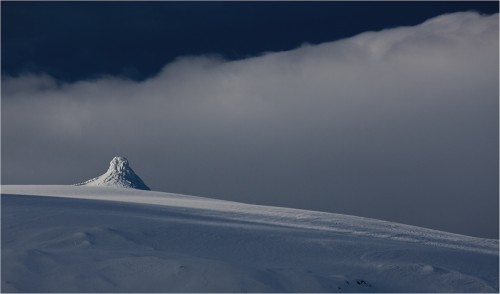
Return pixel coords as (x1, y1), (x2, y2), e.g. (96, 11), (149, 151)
(2, 7), (499, 239)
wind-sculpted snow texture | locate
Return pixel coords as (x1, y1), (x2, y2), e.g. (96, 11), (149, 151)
(75, 157), (150, 190)
(1, 185), (498, 292)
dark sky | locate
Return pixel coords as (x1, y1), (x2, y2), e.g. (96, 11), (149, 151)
(2, 1), (498, 81)
(1, 2), (499, 239)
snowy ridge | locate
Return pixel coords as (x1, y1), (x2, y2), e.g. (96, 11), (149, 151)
(75, 156), (150, 190)
(1, 185), (498, 292)
(3, 185), (497, 255)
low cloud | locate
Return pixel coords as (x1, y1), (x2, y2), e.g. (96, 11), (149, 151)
(2, 12), (498, 238)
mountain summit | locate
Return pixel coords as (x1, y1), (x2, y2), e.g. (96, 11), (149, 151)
(76, 156), (150, 190)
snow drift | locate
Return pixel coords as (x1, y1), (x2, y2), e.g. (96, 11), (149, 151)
(1, 185), (498, 292)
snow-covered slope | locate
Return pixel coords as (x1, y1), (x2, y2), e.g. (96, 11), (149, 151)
(75, 157), (150, 190)
(1, 185), (498, 292)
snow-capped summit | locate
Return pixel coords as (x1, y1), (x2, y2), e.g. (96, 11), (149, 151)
(76, 156), (150, 190)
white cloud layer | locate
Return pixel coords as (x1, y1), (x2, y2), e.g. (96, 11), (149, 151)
(2, 12), (498, 238)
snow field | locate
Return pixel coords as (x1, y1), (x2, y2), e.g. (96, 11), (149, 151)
(1, 185), (498, 292)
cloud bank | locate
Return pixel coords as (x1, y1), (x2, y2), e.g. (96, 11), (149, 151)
(2, 12), (498, 238)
